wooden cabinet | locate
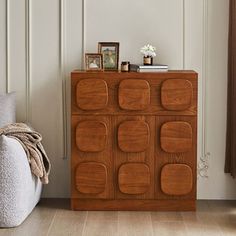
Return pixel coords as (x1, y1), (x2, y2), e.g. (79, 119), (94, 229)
(71, 71), (197, 211)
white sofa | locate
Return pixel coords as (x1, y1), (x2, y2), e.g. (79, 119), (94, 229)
(0, 92), (42, 227)
(0, 135), (42, 227)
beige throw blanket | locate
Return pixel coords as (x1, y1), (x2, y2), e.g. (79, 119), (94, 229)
(0, 123), (51, 184)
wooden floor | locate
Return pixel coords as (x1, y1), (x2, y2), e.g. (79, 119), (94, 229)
(0, 200), (236, 236)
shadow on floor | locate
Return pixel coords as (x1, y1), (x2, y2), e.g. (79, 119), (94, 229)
(38, 198), (70, 210)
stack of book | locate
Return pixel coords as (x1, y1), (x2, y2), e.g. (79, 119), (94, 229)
(130, 64), (168, 72)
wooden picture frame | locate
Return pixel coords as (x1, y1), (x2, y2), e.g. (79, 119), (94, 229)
(85, 53), (103, 71)
(98, 42), (119, 71)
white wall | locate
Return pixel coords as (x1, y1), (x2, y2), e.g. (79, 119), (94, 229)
(0, 0), (235, 199)
(200, 0), (236, 199)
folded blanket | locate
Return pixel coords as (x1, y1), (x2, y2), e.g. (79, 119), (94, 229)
(0, 123), (51, 184)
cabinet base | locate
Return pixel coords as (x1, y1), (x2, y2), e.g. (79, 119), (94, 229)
(71, 199), (196, 211)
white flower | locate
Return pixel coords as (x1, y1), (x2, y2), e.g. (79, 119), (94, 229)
(140, 44), (156, 57)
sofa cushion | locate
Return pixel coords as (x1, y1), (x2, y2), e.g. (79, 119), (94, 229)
(0, 93), (16, 128)
(0, 135), (42, 227)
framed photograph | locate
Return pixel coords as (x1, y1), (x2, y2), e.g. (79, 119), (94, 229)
(85, 53), (103, 71)
(98, 42), (119, 71)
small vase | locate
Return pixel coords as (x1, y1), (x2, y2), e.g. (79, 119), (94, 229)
(143, 56), (153, 65)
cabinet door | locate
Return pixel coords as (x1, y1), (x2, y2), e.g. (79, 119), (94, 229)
(161, 79), (193, 111)
(71, 73), (198, 116)
(71, 116), (114, 199)
(118, 79), (151, 111)
(113, 116), (155, 199)
(155, 116), (197, 200)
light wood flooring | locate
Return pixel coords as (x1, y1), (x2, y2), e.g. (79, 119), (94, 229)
(0, 200), (236, 236)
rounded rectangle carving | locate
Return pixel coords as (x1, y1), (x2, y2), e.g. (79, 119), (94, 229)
(76, 79), (108, 110)
(118, 120), (150, 152)
(75, 162), (107, 194)
(160, 121), (192, 153)
(161, 164), (193, 196)
(119, 79), (150, 110)
(161, 79), (193, 111)
(76, 121), (108, 152)
(118, 163), (150, 195)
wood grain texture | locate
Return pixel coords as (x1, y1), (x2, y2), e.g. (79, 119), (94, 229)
(71, 71), (198, 116)
(76, 79), (108, 110)
(118, 163), (151, 195)
(4, 200), (236, 235)
(76, 120), (108, 152)
(118, 79), (150, 111)
(71, 71), (197, 211)
(152, 222), (187, 236)
(75, 162), (107, 194)
(113, 115), (155, 200)
(155, 116), (197, 200)
(71, 199), (196, 211)
(151, 211), (183, 222)
(160, 121), (192, 153)
(118, 120), (150, 153)
(118, 211), (153, 236)
(161, 164), (193, 196)
(0, 202), (57, 236)
(161, 79), (193, 111)
(71, 116), (114, 200)
(83, 220), (117, 236)
(47, 209), (86, 236)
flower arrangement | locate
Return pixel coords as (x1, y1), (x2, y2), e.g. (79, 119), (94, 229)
(140, 44), (156, 58)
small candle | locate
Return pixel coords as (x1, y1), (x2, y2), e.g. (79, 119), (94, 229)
(121, 61), (130, 72)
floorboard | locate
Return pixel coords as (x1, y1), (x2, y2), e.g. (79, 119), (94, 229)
(0, 200), (236, 236)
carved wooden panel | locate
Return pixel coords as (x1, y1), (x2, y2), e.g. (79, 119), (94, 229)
(114, 116), (155, 200)
(160, 121), (192, 153)
(161, 164), (193, 196)
(71, 72), (197, 116)
(71, 116), (113, 200)
(119, 79), (150, 110)
(76, 79), (108, 110)
(118, 120), (150, 152)
(161, 79), (193, 111)
(71, 71), (198, 210)
(75, 162), (107, 194)
(76, 121), (108, 152)
(118, 163), (150, 195)
(155, 116), (197, 200)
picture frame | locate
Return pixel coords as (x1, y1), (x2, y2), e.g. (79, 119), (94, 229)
(98, 42), (119, 71)
(85, 53), (103, 71)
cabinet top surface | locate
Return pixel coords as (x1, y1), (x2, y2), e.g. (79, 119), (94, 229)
(71, 70), (198, 76)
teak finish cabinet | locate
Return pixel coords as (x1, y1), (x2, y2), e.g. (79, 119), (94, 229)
(71, 71), (198, 211)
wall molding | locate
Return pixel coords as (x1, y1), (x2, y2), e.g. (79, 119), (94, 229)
(81, 0), (209, 176)
(182, 0), (186, 69)
(5, 0), (9, 93)
(25, 0), (31, 122)
(82, 0), (86, 69)
(198, 0), (210, 178)
(60, 0), (68, 159)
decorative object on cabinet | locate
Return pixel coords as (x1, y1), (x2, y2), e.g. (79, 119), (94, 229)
(98, 42), (119, 71)
(130, 64), (168, 72)
(71, 70), (198, 211)
(140, 44), (156, 65)
(121, 61), (130, 72)
(85, 53), (103, 71)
